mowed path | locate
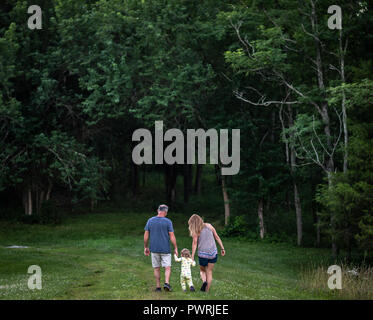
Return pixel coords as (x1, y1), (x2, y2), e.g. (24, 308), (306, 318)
(0, 212), (332, 299)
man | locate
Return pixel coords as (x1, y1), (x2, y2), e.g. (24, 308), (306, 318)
(144, 204), (178, 292)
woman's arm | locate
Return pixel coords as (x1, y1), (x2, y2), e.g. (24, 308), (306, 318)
(206, 223), (226, 256)
(191, 234), (198, 260)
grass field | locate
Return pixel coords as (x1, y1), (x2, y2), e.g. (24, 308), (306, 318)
(0, 211), (362, 300)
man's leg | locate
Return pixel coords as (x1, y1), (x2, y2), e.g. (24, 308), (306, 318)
(162, 254), (173, 291)
(165, 266), (171, 284)
(151, 253), (162, 289)
(162, 254), (172, 284)
(154, 267), (161, 288)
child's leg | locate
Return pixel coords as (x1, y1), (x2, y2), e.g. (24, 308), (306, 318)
(187, 276), (194, 288)
(180, 276), (187, 291)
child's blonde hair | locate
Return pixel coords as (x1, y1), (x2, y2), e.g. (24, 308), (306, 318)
(181, 248), (191, 258)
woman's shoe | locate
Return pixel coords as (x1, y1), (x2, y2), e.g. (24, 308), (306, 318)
(200, 282), (207, 292)
(163, 283), (173, 292)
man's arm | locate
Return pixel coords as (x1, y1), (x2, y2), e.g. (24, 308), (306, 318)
(169, 232), (178, 256)
(191, 234), (198, 261)
(144, 230), (150, 256)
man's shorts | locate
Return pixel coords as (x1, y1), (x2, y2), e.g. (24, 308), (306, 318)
(151, 253), (172, 268)
(198, 254), (218, 267)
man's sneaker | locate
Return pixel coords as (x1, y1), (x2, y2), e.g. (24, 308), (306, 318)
(200, 282), (207, 292)
(190, 286), (195, 292)
(155, 287), (161, 292)
(163, 283), (172, 292)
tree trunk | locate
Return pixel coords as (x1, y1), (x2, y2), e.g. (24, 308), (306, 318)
(258, 198), (265, 239)
(131, 161), (139, 195)
(194, 164), (203, 195)
(221, 175), (230, 226)
(310, 181), (320, 247)
(287, 104), (303, 246)
(327, 171), (338, 258)
(23, 189), (27, 215)
(46, 181), (52, 201)
(142, 165), (146, 187)
(165, 165), (171, 203)
(183, 164), (191, 203)
(170, 165), (177, 204)
(27, 187), (32, 215)
(214, 164), (221, 186)
(165, 165), (177, 205)
(310, 0), (337, 257)
(90, 198), (97, 212)
(293, 182), (302, 246)
(339, 28), (348, 173)
(311, 200), (321, 247)
(38, 190), (45, 214)
(188, 164), (193, 195)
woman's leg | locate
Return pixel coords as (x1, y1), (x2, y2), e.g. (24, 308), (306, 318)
(205, 263), (215, 292)
(199, 265), (207, 282)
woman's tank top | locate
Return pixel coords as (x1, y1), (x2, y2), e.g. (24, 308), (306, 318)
(198, 225), (217, 259)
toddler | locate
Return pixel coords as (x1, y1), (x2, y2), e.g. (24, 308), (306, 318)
(174, 248), (196, 292)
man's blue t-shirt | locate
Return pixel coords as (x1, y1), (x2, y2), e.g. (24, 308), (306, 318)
(144, 216), (174, 254)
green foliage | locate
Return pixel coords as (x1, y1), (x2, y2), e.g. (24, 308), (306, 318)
(0, 0), (372, 261)
(39, 199), (63, 224)
(221, 215), (256, 239)
(317, 79), (373, 255)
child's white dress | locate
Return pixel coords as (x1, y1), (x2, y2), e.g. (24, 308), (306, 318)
(174, 254), (196, 290)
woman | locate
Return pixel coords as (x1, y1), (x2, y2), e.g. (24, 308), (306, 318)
(188, 214), (225, 292)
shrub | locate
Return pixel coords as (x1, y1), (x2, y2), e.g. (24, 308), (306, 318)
(18, 200), (62, 225)
(39, 200), (62, 224)
(221, 215), (256, 239)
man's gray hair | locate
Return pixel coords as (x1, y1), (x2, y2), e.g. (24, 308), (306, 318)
(158, 204), (169, 212)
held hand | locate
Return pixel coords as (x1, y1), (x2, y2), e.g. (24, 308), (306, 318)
(144, 247), (150, 256)
(174, 248), (178, 257)
(221, 248), (226, 256)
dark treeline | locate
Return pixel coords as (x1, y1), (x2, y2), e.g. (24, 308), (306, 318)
(0, 0), (372, 260)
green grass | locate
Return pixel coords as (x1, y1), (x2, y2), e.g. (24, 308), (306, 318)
(0, 211), (341, 300)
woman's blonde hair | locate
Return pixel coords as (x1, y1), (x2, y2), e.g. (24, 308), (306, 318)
(188, 214), (204, 237)
(181, 248), (191, 258)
